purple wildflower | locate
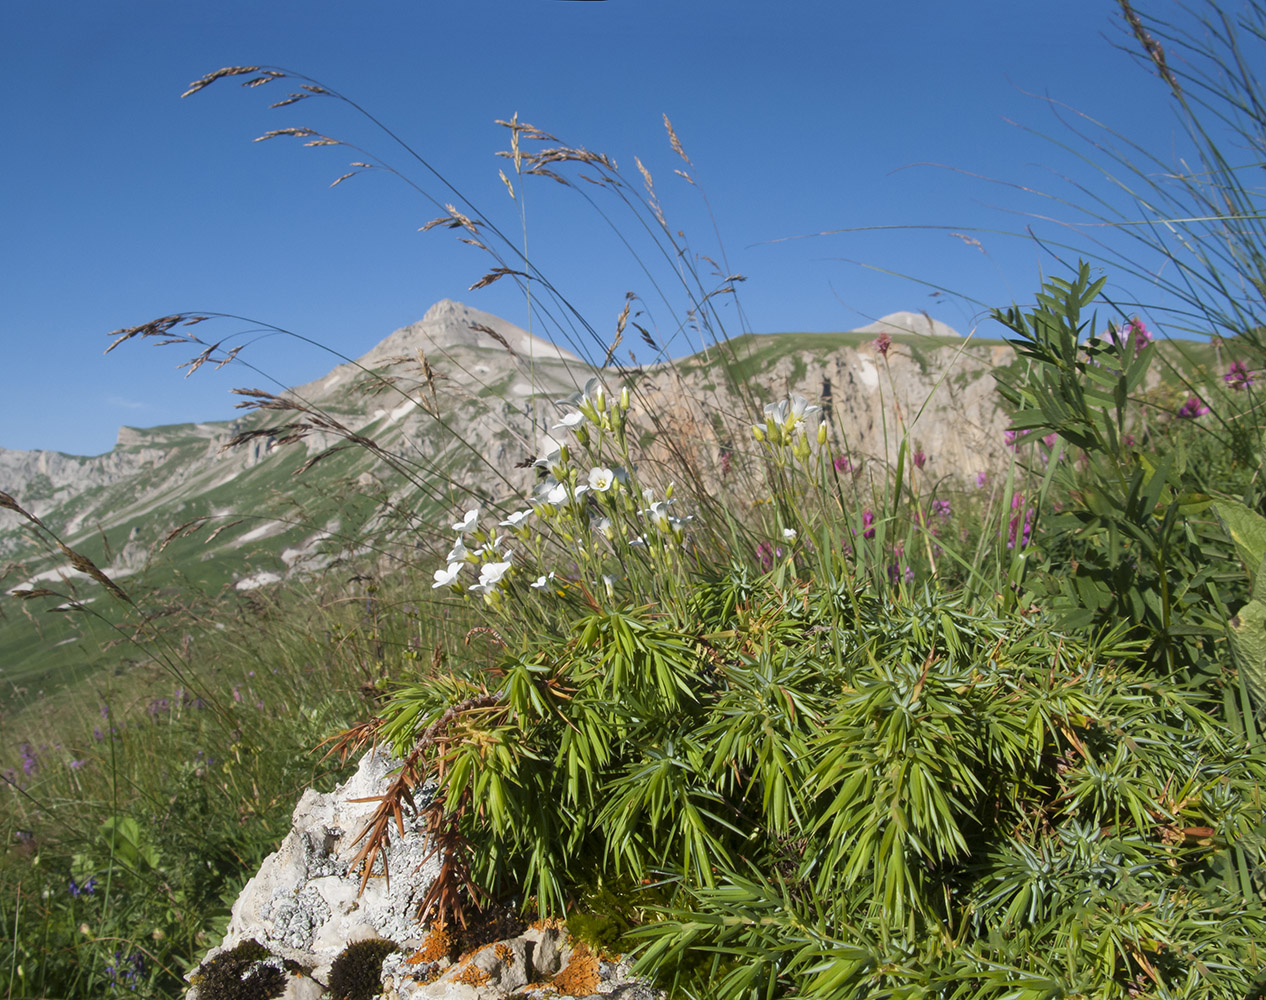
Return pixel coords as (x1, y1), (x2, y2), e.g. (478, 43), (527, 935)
(888, 562), (914, 586)
(69, 875), (97, 897)
(912, 450), (926, 470)
(873, 332), (892, 357)
(1124, 317), (1152, 354)
(105, 949), (145, 990)
(931, 499), (952, 518)
(756, 541), (774, 571)
(1107, 317), (1152, 356)
(976, 471), (988, 489)
(19, 744), (37, 776)
(1006, 495), (1037, 549)
(833, 455), (852, 474)
(1225, 360), (1255, 391)
(1177, 396), (1209, 419)
(861, 509), (875, 539)
(69, 759), (85, 770)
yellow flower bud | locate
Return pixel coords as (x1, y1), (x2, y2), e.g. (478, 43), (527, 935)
(817, 422), (828, 446)
(752, 424), (765, 442)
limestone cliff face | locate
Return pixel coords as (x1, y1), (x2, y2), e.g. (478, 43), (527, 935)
(631, 338), (1010, 491)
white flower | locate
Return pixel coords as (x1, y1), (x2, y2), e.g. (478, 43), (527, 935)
(475, 532), (503, 557)
(645, 501), (672, 533)
(446, 537), (469, 563)
(531, 435), (568, 473)
(763, 394), (821, 433)
(592, 516), (614, 539)
(782, 528), (797, 541)
(432, 562), (464, 588)
(588, 467), (616, 492)
(538, 479), (588, 507)
(499, 510), (532, 529)
(469, 556), (513, 594)
(602, 574), (618, 597)
(629, 535), (647, 548)
(531, 572), (555, 590)
(558, 377), (605, 407)
(452, 508), (479, 534)
(546, 481), (569, 505)
(552, 411), (586, 432)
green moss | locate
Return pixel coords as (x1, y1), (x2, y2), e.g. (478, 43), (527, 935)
(190, 939), (287, 1000)
(328, 938), (398, 1000)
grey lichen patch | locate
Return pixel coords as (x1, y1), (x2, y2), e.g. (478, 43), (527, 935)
(260, 884), (331, 951)
(303, 824), (347, 879)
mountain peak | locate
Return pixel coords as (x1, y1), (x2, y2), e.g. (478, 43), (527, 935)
(357, 300), (581, 367)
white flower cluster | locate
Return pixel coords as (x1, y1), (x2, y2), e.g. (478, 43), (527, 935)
(431, 376), (695, 606)
(430, 506), (518, 601)
(752, 392), (827, 461)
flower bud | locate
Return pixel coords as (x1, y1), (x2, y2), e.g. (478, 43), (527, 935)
(752, 424), (765, 442)
(817, 422), (828, 446)
(559, 443), (570, 464)
(620, 386), (631, 411)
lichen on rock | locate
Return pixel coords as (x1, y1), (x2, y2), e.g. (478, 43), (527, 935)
(183, 749), (662, 1000)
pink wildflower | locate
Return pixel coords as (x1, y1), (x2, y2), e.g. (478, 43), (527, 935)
(1177, 396), (1209, 419)
(1225, 361), (1255, 391)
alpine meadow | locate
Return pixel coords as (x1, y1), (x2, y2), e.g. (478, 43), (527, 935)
(5, 3), (1266, 998)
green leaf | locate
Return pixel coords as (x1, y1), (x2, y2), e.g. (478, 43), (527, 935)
(1212, 498), (1266, 586)
(1229, 598), (1266, 719)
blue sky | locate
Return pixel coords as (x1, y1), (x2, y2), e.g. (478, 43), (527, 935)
(2, 0), (1200, 456)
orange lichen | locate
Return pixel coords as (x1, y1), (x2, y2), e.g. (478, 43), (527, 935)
(494, 942), (515, 965)
(453, 962), (491, 987)
(406, 925), (454, 964)
(552, 943), (600, 997)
